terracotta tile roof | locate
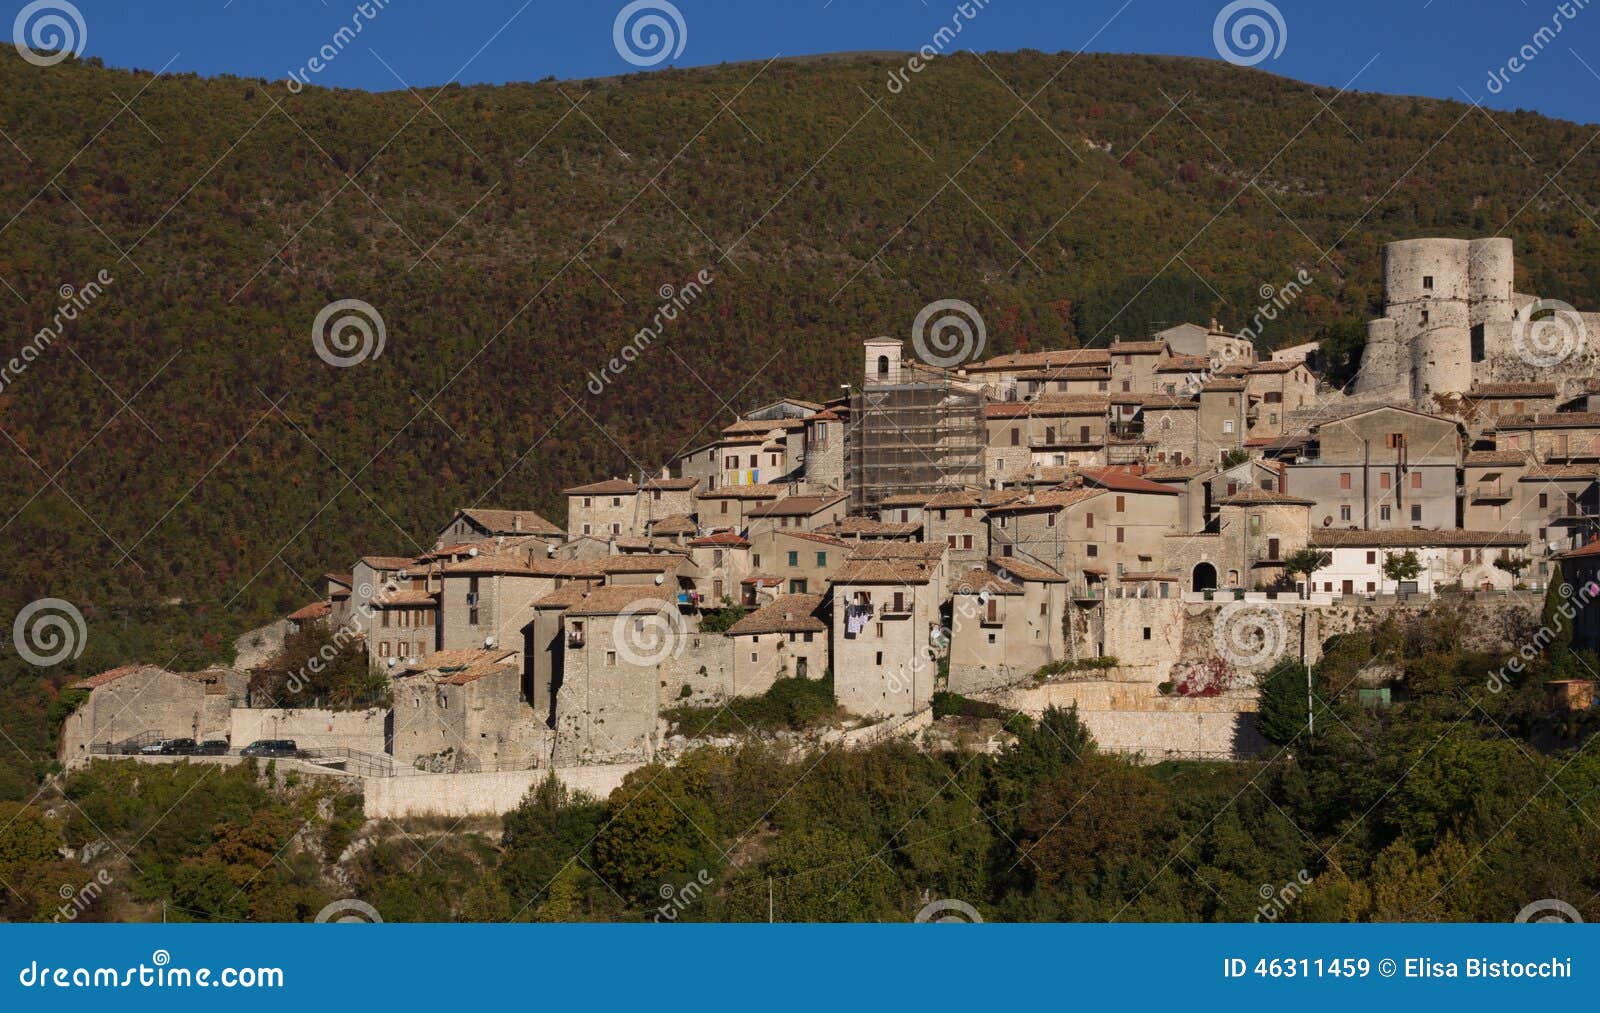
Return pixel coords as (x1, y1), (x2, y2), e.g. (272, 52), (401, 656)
(1140, 395), (1199, 410)
(1215, 489), (1315, 507)
(563, 478), (639, 496)
(986, 488), (1105, 513)
(951, 568), (1023, 595)
(602, 555), (687, 574)
(454, 508), (563, 537)
(834, 559), (937, 584)
(696, 483), (787, 500)
(559, 585), (676, 617)
(1144, 465), (1212, 480)
(647, 514), (699, 535)
(1080, 468), (1183, 496)
(988, 557), (1068, 583)
(643, 476), (702, 491)
(1247, 360), (1309, 374)
(722, 418), (806, 436)
(688, 531), (751, 547)
(747, 493), (848, 517)
(777, 530), (851, 548)
(847, 542), (946, 561)
(1201, 379), (1247, 392)
(286, 600), (331, 622)
(360, 555), (419, 570)
(1522, 465), (1599, 481)
(1025, 394), (1112, 414)
(1493, 412), (1600, 430)
(727, 594), (829, 636)
(436, 663), (518, 687)
(1464, 451), (1528, 466)
(969, 348), (1111, 372)
(371, 589), (438, 607)
(1311, 529), (1528, 549)
(1015, 366), (1110, 381)
(1156, 354), (1212, 373)
(1107, 340), (1169, 354)
(1558, 537), (1600, 560)
(72, 664), (149, 690)
(324, 572), (353, 589)
(1467, 382), (1559, 398)
(878, 493), (933, 506)
(817, 517), (923, 538)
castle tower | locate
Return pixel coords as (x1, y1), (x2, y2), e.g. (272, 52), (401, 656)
(1355, 237), (1516, 404)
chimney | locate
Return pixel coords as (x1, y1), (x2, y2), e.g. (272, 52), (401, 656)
(513, 514), (522, 533)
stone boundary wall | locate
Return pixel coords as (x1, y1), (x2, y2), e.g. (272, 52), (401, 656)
(975, 681), (1262, 760)
(230, 708), (387, 753)
(363, 764), (641, 819)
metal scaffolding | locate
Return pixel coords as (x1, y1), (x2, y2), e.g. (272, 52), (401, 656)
(846, 381), (984, 512)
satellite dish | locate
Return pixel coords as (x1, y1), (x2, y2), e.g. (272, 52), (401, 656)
(654, 574), (665, 585)
(386, 658), (396, 668)
(468, 546), (479, 557)
(484, 636), (496, 648)
(1322, 516), (1333, 527)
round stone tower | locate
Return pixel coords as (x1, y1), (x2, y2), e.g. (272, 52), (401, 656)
(1383, 238), (1474, 401)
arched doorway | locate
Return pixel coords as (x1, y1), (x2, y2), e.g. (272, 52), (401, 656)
(1193, 562), (1218, 593)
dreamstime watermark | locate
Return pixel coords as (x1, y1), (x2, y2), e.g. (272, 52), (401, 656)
(312, 298), (386, 367)
(1213, 600), (1287, 669)
(613, 600), (688, 667)
(314, 898), (383, 923)
(1254, 868), (1312, 922)
(585, 269), (714, 395)
(0, 269), (115, 396)
(285, 0), (392, 93)
(912, 298), (987, 368)
(652, 868), (712, 922)
(1170, 270), (1313, 394)
(914, 897), (983, 923)
(1485, 577), (1600, 693)
(53, 868), (113, 923)
(1212, 1), (1287, 67)
(1511, 297), (1587, 369)
(19, 952), (285, 989)
(884, 0), (994, 93)
(613, 1), (687, 68)
(10, 598), (87, 667)
(1486, 1), (1591, 95)
(1515, 898), (1583, 923)
(12, 1), (86, 67)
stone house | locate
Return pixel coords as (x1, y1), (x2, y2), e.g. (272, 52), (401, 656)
(60, 665), (245, 761)
(563, 477), (699, 540)
(1461, 383), (1561, 431)
(746, 529), (848, 595)
(436, 507), (564, 546)
(831, 556), (944, 719)
(1155, 320), (1256, 369)
(1212, 488), (1315, 590)
(1308, 529), (1530, 594)
(988, 471), (1183, 591)
(925, 489), (1021, 570)
(744, 492), (848, 539)
(348, 554), (423, 644)
(389, 648), (542, 770)
(686, 530), (752, 606)
(1241, 360), (1317, 438)
(366, 589), (439, 668)
(875, 493), (929, 526)
(947, 560), (1069, 694)
(1462, 451), (1597, 582)
(1016, 365), (1111, 398)
(1282, 405), (1462, 531)
(1555, 537), (1600, 652)
(961, 347), (1111, 400)
(803, 408), (846, 491)
(984, 397), (1110, 483)
(1155, 354), (1214, 395)
(815, 516), (923, 542)
(1196, 380), (1250, 464)
(1107, 339), (1171, 394)
(1492, 412), (1600, 467)
(725, 593), (830, 694)
(694, 483), (786, 532)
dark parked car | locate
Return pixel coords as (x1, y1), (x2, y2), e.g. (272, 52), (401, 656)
(194, 740), (230, 755)
(142, 738), (196, 756)
(240, 739), (299, 758)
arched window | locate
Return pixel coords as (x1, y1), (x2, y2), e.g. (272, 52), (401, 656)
(877, 355), (890, 377)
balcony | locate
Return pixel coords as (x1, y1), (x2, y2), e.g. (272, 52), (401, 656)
(879, 601), (913, 617)
(1471, 484), (1513, 502)
(566, 633), (585, 649)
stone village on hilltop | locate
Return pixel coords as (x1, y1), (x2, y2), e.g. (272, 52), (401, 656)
(58, 237), (1600, 815)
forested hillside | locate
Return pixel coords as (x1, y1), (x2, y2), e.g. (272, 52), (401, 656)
(3, 48), (1600, 787)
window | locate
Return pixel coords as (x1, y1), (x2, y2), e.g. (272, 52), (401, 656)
(1339, 472), (1352, 490)
(986, 633), (996, 645)
(612, 497), (621, 508)
(583, 497), (593, 508)
(1380, 506), (1392, 521)
(1411, 505), (1422, 522)
(947, 535), (958, 548)
(1143, 627), (1152, 640)
(1047, 513), (1056, 528)
(1385, 433), (1405, 449)
(1223, 420), (1234, 434)
(381, 610), (390, 628)
(787, 551), (799, 567)
(379, 641), (391, 657)
(962, 535), (974, 549)
(1087, 544), (1099, 557)
(1116, 527), (1125, 544)
(1540, 493), (1549, 509)
(1380, 473), (1391, 490)
(1420, 310), (1429, 324)
(1423, 275), (1434, 290)
(1411, 472), (1422, 490)
(1116, 495), (1126, 512)
(875, 651), (884, 666)
(606, 651), (616, 667)
(1010, 427), (1020, 446)
(753, 554), (762, 567)
(816, 552), (827, 567)
(1086, 513), (1094, 529)
(1340, 505), (1352, 522)
(582, 523), (592, 535)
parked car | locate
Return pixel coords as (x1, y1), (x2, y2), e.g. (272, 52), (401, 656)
(194, 740), (230, 755)
(240, 739), (299, 758)
(142, 738), (196, 755)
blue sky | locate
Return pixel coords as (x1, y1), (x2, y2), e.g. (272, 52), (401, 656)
(28, 0), (1600, 124)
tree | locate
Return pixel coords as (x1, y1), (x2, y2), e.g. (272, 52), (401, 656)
(1283, 548), (1330, 599)
(1382, 550), (1422, 592)
(1257, 658), (1311, 745)
(1493, 552), (1528, 587)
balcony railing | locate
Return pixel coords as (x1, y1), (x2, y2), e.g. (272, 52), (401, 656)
(1471, 484), (1513, 501)
(879, 602), (913, 617)
(566, 634), (585, 649)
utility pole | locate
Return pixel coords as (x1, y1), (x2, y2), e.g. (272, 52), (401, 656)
(768, 878), (774, 924)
